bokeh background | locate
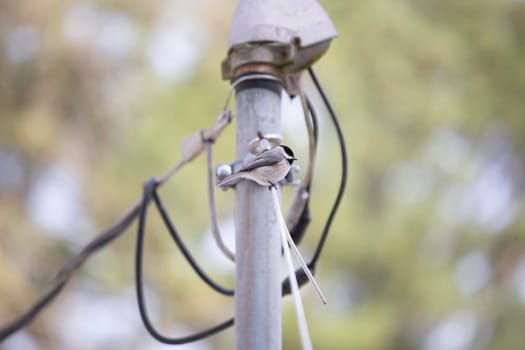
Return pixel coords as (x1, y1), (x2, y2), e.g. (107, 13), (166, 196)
(1, 0), (525, 349)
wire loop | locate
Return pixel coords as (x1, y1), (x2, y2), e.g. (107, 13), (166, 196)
(135, 178), (234, 344)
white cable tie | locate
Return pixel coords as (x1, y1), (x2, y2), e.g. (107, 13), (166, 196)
(271, 187), (313, 350)
(271, 186), (327, 304)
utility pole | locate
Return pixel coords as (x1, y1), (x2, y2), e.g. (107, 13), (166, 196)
(222, 1), (337, 349)
(233, 76), (283, 350)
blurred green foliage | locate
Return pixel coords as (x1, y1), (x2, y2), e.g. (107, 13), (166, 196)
(1, 0), (525, 349)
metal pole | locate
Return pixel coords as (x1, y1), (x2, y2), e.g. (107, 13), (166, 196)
(234, 78), (283, 350)
(223, 2), (336, 348)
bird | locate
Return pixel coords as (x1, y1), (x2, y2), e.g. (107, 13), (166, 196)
(217, 145), (297, 188)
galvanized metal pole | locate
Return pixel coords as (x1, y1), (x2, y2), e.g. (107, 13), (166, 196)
(234, 78), (283, 350)
(223, 1), (337, 348)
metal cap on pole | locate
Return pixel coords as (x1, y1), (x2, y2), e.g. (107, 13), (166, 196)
(222, 1), (336, 349)
(223, 0), (338, 80)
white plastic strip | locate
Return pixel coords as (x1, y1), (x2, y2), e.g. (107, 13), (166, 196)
(271, 186), (327, 304)
(271, 187), (313, 350)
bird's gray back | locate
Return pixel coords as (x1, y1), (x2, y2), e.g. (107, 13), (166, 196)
(238, 150), (282, 172)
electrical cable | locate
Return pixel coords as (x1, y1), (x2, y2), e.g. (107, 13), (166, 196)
(135, 178), (234, 344)
(150, 182), (234, 296)
(307, 67), (348, 268)
(0, 279), (67, 341)
(0, 200), (142, 341)
(205, 141), (235, 262)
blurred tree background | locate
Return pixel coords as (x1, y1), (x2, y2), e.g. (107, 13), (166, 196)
(1, 0), (525, 349)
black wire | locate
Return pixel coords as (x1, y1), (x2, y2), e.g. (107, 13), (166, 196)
(0, 201), (140, 342)
(135, 178), (234, 344)
(0, 279), (67, 341)
(307, 67), (348, 268)
(152, 190), (234, 296)
(288, 202), (312, 246)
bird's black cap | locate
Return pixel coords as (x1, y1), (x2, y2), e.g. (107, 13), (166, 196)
(281, 145), (297, 161)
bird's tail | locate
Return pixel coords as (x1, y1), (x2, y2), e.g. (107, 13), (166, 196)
(216, 172), (245, 188)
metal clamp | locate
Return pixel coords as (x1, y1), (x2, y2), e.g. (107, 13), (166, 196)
(222, 42), (296, 80)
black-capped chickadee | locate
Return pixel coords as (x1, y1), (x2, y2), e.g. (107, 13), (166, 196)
(217, 145), (297, 188)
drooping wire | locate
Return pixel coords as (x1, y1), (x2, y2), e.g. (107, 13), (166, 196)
(135, 178), (234, 344)
(149, 180), (234, 296)
(0, 279), (67, 341)
(307, 67), (348, 268)
(205, 141), (235, 261)
(0, 198), (143, 341)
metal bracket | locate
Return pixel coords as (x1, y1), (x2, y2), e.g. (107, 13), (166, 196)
(222, 42), (296, 80)
(222, 39), (333, 81)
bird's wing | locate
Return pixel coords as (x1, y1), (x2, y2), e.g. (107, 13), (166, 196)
(237, 151), (282, 172)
